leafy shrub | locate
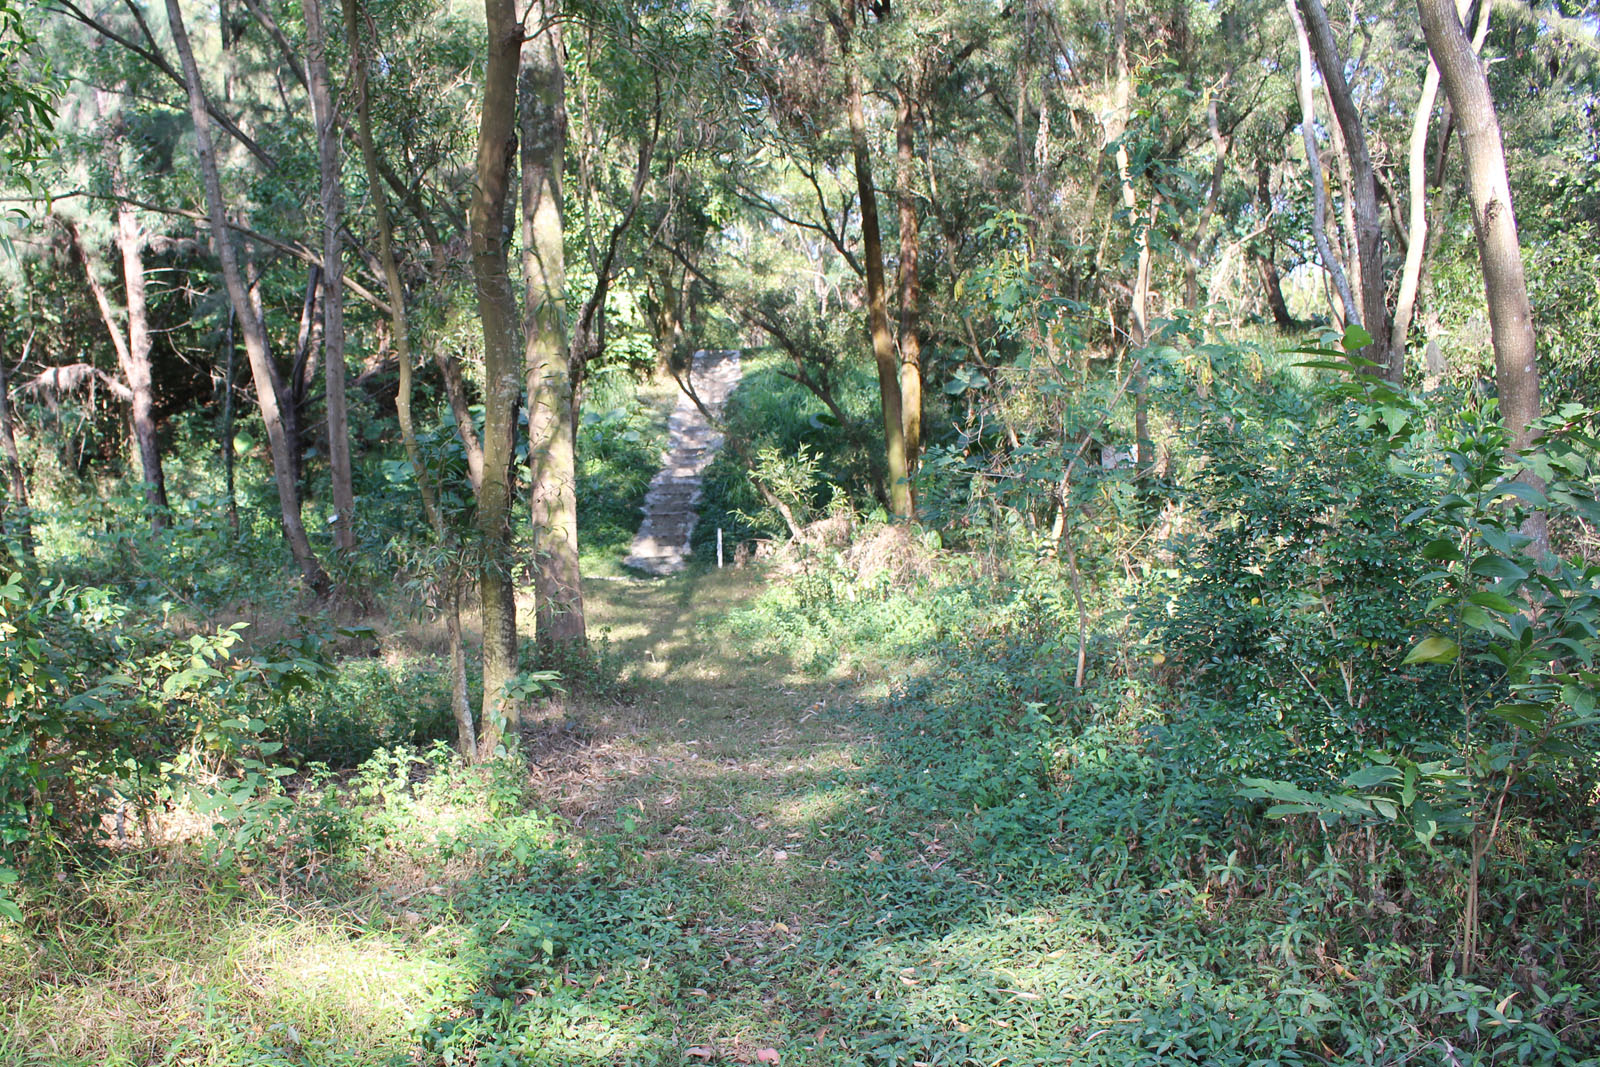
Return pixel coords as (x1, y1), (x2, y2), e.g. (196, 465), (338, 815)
(1142, 400), (1449, 786)
(693, 351), (879, 556)
(576, 367), (669, 567)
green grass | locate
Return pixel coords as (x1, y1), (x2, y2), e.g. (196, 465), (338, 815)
(577, 370), (677, 578)
(5, 564), (1596, 1065)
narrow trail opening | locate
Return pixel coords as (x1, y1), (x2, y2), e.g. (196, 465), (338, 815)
(624, 350), (742, 575)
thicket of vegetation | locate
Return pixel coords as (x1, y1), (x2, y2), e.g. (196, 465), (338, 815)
(2, 0), (1599, 1061)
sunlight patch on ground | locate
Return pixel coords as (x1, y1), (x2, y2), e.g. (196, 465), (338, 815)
(222, 919), (447, 1047)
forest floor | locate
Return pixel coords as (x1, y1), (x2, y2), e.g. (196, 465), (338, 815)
(14, 562), (1233, 1066)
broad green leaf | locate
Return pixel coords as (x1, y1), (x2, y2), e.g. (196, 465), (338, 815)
(1561, 683), (1597, 716)
(1487, 703), (1547, 730)
(1488, 480), (1549, 508)
(1469, 555), (1528, 581)
(1341, 324), (1374, 351)
(1403, 636), (1459, 665)
(1467, 591), (1520, 614)
(1422, 539), (1464, 562)
(1342, 765), (1401, 790)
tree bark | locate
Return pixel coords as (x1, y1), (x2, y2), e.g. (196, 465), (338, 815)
(0, 328), (33, 562)
(1418, 0), (1543, 518)
(302, 0), (357, 553)
(1111, 0), (1152, 472)
(91, 89), (170, 528)
(67, 211), (169, 530)
(219, 308), (241, 533)
(520, 1), (585, 653)
(342, 0), (474, 754)
(468, 0), (524, 755)
(1183, 92), (1231, 312)
(1391, 47), (1445, 373)
(895, 83), (923, 476)
(830, 0), (912, 519)
(1397, 0), (1489, 377)
(165, 0), (329, 594)
(1287, 0), (1358, 335)
(1298, 0), (1392, 373)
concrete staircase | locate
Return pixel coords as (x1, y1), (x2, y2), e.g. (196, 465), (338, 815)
(623, 350), (742, 575)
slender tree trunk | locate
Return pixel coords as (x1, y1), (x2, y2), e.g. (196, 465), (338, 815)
(469, 0), (524, 755)
(342, 0), (474, 755)
(1299, 0), (1392, 372)
(831, 0), (912, 519)
(165, 0), (329, 594)
(895, 83), (923, 477)
(1287, 0), (1358, 334)
(220, 308), (240, 533)
(290, 265), (321, 492)
(1256, 254), (1295, 328)
(93, 90), (169, 527)
(1183, 92), (1231, 312)
(113, 203), (168, 527)
(302, 0), (357, 553)
(68, 214), (169, 529)
(1392, 51), (1445, 372)
(0, 329), (33, 562)
(1418, 0), (1544, 546)
(1253, 161), (1296, 328)
(521, 5), (585, 654)
(446, 573), (475, 758)
(1111, 0), (1152, 473)
(1398, 0), (1489, 375)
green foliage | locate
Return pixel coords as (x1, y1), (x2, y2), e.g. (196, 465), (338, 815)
(0, 568), (247, 917)
(576, 368), (669, 569)
(694, 351), (878, 555)
(1142, 404), (1445, 785)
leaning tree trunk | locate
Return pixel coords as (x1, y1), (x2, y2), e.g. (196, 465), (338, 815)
(165, 0), (330, 595)
(302, 0), (357, 553)
(831, 0), (911, 519)
(1418, 0), (1545, 548)
(1299, 0), (1392, 373)
(468, 0), (525, 756)
(1286, 0), (1358, 334)
(521, 3), (585, 654)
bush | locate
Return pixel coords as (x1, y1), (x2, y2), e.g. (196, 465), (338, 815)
(1142, 403), (1450, 786)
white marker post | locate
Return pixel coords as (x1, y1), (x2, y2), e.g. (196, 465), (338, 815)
(717, 527), (724, 568)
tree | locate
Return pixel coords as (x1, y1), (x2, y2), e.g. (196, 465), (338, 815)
(341, 0), (475, 758)
(164, 0), (331, 595)
(468, 0), (525, 755)
(827, 0), (912, 519)
(1417, 0), (1544, 539)
(301, 0), (357, 554)
(1297, 0), (1392, 375)
(522, 0), (585, 653)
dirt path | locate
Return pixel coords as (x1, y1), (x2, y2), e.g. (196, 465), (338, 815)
(624, 350), (743, 575)
(512, 568), (896, 1062)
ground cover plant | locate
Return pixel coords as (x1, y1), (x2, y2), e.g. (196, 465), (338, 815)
(4, 0), (1600, 1062)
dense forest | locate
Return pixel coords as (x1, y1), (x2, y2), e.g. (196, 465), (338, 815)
(3, 0), (1600, 1062)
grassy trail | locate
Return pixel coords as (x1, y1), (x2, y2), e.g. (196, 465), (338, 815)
(7, 565), (1369, 1066)
(531, 567), (890, 1063)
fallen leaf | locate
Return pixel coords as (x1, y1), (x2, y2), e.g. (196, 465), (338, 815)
(687, 1046), (716, 1061)
(866, 849), (884, 863)
(756, 1050), (779, 1064)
